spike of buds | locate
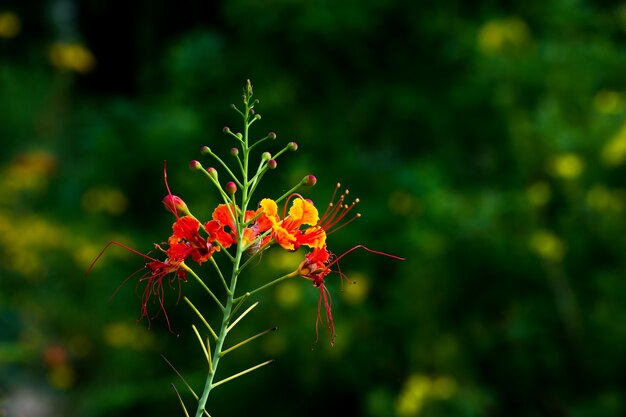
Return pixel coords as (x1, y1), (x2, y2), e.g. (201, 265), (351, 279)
(302, 175), (317, 187)
(189, 160), (202, 171)
(287, 142), (298, 151)
(225, 181), (237, 195)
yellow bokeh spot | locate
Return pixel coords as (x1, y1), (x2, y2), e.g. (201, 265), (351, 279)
(82, 186), (129, 216)
(341, 272), (369, 305)
(266, 249), (302, 271)
(477, 17), (530, 54)
(396, 373), (458, 417)
(275, 280), (302, 309)
(48, 364), (75, 390)
(431, 376), (458, 399)
(594, 90), (625, 114)
(601, 122), (626, 167)
(103, 322), (153, 350)
(530, 230), (566, 262)
(549, 153), (584, 179)
(0, 12), (20, 38)
(526, 182), (551, 207)
(586, 185), (624, 213)
(49, 42), (96, 74)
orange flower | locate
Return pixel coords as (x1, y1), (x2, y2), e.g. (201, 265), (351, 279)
(259, 196), (326, 251)
(210, 203), (272, 248)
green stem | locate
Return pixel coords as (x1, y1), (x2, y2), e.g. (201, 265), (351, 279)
(194, 87), (255, 417)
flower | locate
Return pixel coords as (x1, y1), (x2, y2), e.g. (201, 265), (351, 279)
(87, 241), (188, 331)
(297, 245), (336, 344)
(297, 244), (405, 345)
(167, 216), (216, 265)
(140, 258), (187, 329)
(259, 196), (326, 251)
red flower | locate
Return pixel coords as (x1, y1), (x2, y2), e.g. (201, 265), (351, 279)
(87, 241), (187, 332)
(298, 244), (405, 346)
(140, 258), (187, 329)
(167, 216), (214, 265)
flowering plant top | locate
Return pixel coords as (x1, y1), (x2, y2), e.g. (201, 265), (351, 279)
(89, 80), (403, 416)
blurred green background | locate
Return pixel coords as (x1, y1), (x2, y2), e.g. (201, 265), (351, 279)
(2, 0), (626, 416)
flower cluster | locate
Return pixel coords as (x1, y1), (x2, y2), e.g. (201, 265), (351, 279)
(88, 80), (403, 416)
(148, 175), (374, 344)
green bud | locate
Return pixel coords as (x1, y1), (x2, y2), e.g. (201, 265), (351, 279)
(223, 126), (231, 134)
(207, 167), (218, 180)
(230, 147), (239, 156)
(288, 142), (298, 151)
(268, 132), (277, 140)
(261, 152), (272, 161)
(189, 160), (202, 170)
(200, 146), (211, 155)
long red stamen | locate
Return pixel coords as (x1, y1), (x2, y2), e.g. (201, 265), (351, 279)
(319, 183), (362, 235)
(321, 245), (405, 277)
(315, 283), (336, 346)
(86, 240), (161, 276)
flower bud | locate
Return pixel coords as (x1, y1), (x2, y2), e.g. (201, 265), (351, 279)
(261, 152), (272, 161)
(288, 142), (298, 151)
(225, 181), (237, 195)
(189, 160), (202, 170)
(163, 195), (189, 216)
(302, 175), (317, 186)
(254, 114), (261, 121)
(267, 159), (277, 169)
(223, 126), (231, 134)
(207, 167), (218, 181)
(200, 146), (211, 155)
(268, 132), (277, 140)
(230, 147), (239, 156)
